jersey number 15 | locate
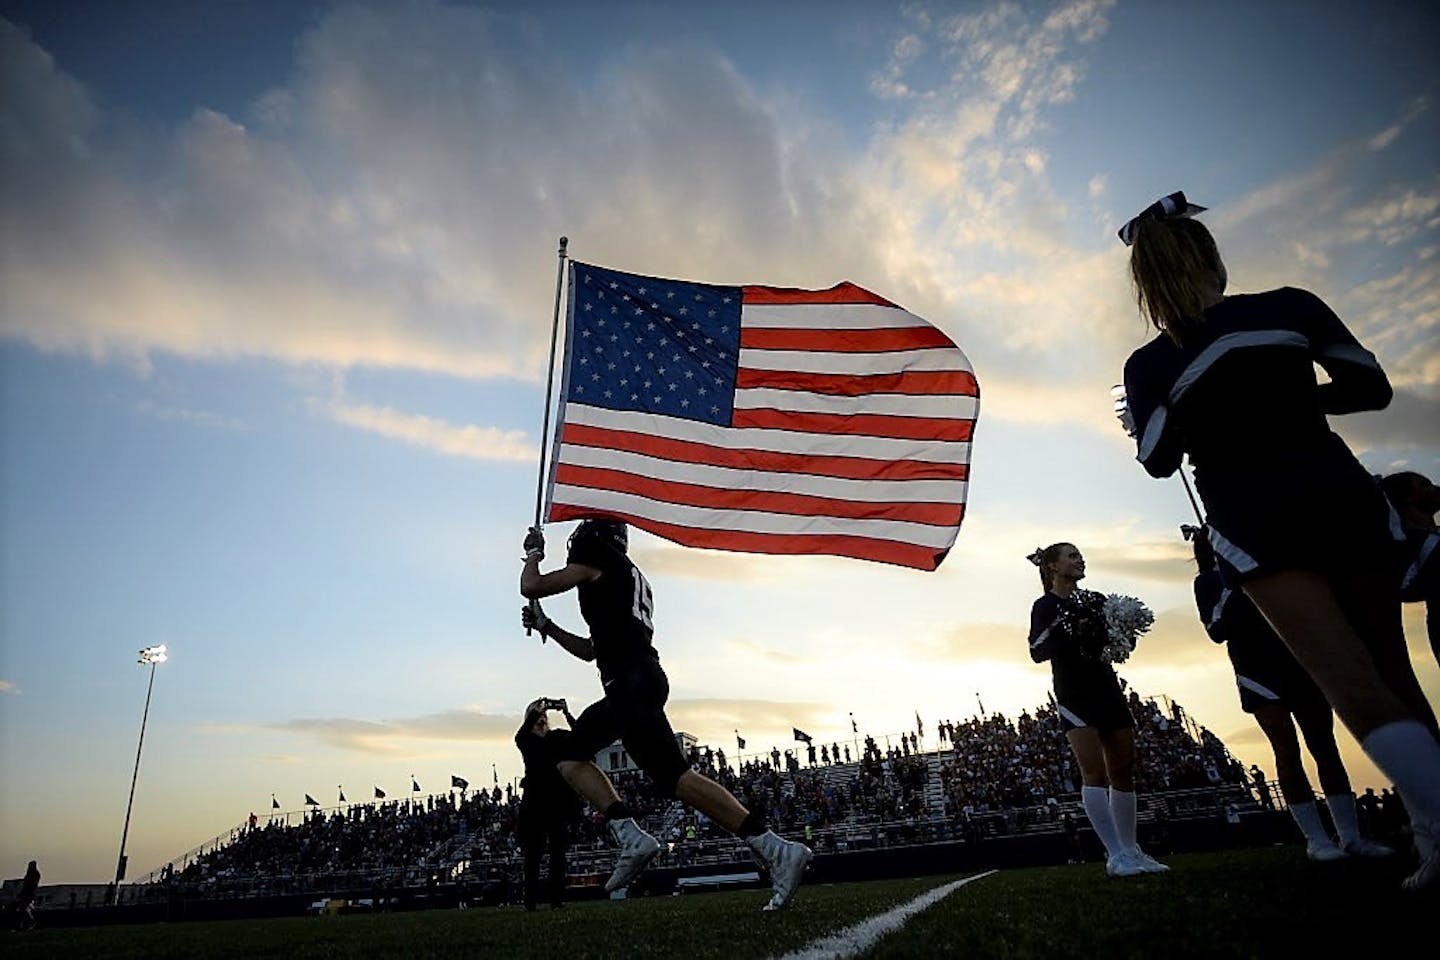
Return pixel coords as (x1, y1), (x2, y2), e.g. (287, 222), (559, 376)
(631, 568), (654, 629)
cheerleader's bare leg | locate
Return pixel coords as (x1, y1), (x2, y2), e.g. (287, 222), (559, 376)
(1254, 703), (1341, 859)
(1245, 570), (1440, 887)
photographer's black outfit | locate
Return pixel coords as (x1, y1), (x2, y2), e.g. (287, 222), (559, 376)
(515, 706), (583, 909)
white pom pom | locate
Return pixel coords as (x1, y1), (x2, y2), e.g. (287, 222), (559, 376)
(1100, 594), (1155, 664)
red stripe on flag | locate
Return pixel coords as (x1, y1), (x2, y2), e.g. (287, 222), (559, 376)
(741, 282), (899, 307)
(732, 409), (974, 442)
(554, 463), (964, 527)
(548, 503), (954, 571)
(560, 423), (969, 482)
(736, 368), (980, 397)
(740, 326), (956, 353)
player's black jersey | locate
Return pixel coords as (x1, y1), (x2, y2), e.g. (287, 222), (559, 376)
(567, 535), (656, 675)
(1122, 286), (1390, 484)
(1028, 591), (1117, 699)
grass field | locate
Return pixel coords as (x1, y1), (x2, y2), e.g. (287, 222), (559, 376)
(8, 846), (1433, 959)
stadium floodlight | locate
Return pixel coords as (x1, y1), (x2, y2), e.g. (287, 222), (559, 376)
(114, 644), (168, 898)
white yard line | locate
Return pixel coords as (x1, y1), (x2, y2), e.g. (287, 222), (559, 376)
(770, 870), (999, 960)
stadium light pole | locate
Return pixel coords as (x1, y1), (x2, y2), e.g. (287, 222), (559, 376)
(114, 644), (167, 896)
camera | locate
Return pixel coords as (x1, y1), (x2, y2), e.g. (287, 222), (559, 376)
(544, 698), (566, 712)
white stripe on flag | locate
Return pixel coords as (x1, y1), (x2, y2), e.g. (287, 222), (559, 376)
(558, 443), (969, 503)
(738, 347), (970, 376)
(549, 484), (959, 549)
(740, 303), (933, 329)
(733, 388), (979, 419)
(563, 404), (971, 463)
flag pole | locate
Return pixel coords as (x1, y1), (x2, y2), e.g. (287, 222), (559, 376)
(1177, 465), (1204, 524)
(534, 236), (570, 528)
(528, 236), (569, 637)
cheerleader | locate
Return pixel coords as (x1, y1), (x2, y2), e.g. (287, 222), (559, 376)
(1118, 192), (1440, 890)
(1381, 471), (1440, 669)
(1191, 526), (1395, 861)
(1028, 542), (1168, 877)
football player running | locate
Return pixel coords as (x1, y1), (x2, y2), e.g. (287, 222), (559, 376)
(520, 517), (812, 910)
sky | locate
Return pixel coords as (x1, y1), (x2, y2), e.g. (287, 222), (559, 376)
(1, 0), (1436, 885)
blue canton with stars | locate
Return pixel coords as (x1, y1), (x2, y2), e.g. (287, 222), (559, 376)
(566, 262), (743, 426)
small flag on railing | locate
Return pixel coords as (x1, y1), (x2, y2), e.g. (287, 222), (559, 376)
(338, 786), (346, 803)
(374, 786), (386, 799)
(850, 712), (858, 734)
(793, 727), (813, 744)
(451, 775), (468, 791)
(304, 794), (318, 806)
(271, 794), (280, 810)
(736, 730), (746, 750)
(493, 764), (499, 786)
(411, 776), (421, 793)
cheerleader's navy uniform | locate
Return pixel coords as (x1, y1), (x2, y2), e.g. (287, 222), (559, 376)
(1399, 525), (1440, 661)
(1194, 567), (1329, 716)
(1029, 591), (1134, 733)
(1123, 287), (1403, 583)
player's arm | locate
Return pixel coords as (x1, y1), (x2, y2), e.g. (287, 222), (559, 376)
(521, 603), (596, 662)
(519, 526), (603, 599)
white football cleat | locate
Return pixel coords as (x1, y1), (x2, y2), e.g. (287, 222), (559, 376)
(1305, 839), (1348, 862)
(1340, 838), (1395, 858)
(1127, 848), (1170, 873)
(748, 830), (813, 910)
(1105, 851), (1147, 878)
(604, 819), (661, 893)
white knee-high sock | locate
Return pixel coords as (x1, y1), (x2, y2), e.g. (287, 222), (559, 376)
(1110, 789), (1138, 852)
(1289, 800), (1333, 846)
(1359, 722), (1440, 825)
(1360, 722), (1440, 859)
(1325, 793), (1362, 845)
(1083, 785), (1123, 857)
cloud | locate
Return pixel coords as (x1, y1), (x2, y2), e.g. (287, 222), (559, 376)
(0, 680), (18, 695)
(630, 542), (776, 583)
(1080, 541), (1197, 585)
(1335, 387), (1440, 457)
(0, 2), (1128, 406)
(203, 707), (523, 753)
(134, 400), (247, 431)
(315, 398), (532, 462)
(665, 697), (832, 735)
(730, 639), (812, 666)
(1367, 95), (1429, 152)
(2, 1), (1432, 463)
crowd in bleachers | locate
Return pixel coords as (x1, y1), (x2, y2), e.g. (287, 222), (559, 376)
(162, 694), (1256, 894)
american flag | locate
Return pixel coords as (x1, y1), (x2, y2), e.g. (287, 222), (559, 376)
(544, 261), (978, 571)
